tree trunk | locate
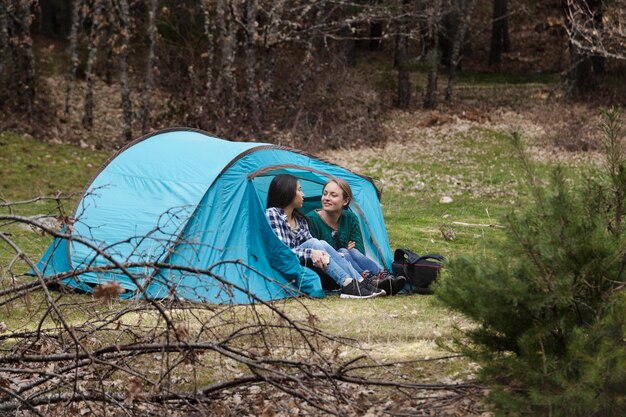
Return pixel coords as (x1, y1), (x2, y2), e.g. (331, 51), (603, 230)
(292, 6), (321, 134)
(216, 0), (236, 116)
(214, 0), (225, 101)
(339, 24), (356, 67)
(445, 0), (477, 102)
(561, 0), (600, 96)
(489, 0), (508, 66)
(396, 0), (410, 109)
(261, 44), (276, 120)
(141, 0), (158, 134)
(7, 5), (21, 97)
(260, 0), (284, 123)
(82, 0), (104, 129)
(440, 5), (458, 69)
(104, 11), (114, 86)
(416, 1), (429, 59)
(501, 0), (510, 52)
(39, 0), (72, 39)
(574, 54), (594, 93)
(293, 6), (320, 106)
(199, 0), (215, 129)
(590, 0), (605, 75)
(369, 21), (382, 50)
(16, 0), (36, 113)
(64, 0), (82, 117)
(117, 0), (132, 141)
(0, 2), (7, 81)
(424, 0), (441, 109)
(245, 0), (260, 130)
(39, 0), (55, 38)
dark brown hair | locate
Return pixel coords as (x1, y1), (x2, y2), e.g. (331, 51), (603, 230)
(267, 174), (298, 209)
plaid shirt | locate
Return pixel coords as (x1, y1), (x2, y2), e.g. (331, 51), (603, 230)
(265, 207), (313, 262)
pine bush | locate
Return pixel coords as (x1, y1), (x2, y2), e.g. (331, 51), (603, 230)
(437, 108), (626, 417)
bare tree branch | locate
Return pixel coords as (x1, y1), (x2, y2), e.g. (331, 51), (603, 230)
(0, 199), (482, 415)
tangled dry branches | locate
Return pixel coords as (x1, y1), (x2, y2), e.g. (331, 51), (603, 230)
(0, 198), (483, 416)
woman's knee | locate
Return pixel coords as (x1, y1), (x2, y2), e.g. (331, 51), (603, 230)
(303, 238), (324, 250)
(348, 248), (364, 257)
(339, 248), (353, 262)
(318, 239), (336, 253)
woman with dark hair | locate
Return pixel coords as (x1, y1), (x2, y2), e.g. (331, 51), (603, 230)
(307, 178), (406, 295)
(265, 174), (384, 299)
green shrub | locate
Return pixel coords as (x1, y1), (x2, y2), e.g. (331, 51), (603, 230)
(437, 109), (626, 416)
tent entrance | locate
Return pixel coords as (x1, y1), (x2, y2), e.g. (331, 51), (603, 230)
(248, 165), (387, 263)
(248, 165), (330, 213)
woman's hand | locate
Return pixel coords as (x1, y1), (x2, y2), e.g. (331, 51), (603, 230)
(311, 250), (330, 270)
(346, 241), (356, 251)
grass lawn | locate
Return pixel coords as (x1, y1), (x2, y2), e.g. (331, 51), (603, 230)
(0, 111), (600, 395)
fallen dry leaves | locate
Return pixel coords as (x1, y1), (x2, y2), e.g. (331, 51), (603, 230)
(319, 104), (605, 200)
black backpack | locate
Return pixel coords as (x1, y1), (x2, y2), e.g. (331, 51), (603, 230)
(392, 248), (445, 294)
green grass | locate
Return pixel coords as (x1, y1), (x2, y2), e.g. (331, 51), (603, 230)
(372, 127), (595, 256)
(0, 131), (110, 213)
(1, 131), (110, 276)
(370, 129), (518, 256)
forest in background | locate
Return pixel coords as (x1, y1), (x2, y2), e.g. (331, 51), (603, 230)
(0, 0), (625, 150)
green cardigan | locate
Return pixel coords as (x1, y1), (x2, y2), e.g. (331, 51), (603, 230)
(306, 209), (364, 254)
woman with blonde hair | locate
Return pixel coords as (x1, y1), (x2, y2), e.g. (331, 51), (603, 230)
(307, 178), (406, 295)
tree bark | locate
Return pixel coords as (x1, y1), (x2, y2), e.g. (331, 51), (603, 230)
(293, 6), (320, 106)
(445, 0), (477, 102)
(38, 0), (72, 39)
(214, 0), (225, 101)
(0, 1), (7, 81)
(440, 5), (458, 69)
(6, 4), (21, 96)
(260, 0), (284, 123)
(562, 0), (602, 96)
(369, 21), (382, 50)
(245, 0), (260, 130)
(396, 0), (410, 109)
(64, 0), (82, 117)
(489, 0), (509, 66)
(104, 7), (114, 86)
(39, 0), (55, 38)
(424, 0), (441, 109)
(117, 0), (132, 141)
(501, 0), (510, 52)
(573, 50), (594, 93)
(82, 0), (104, 129)
(199, 0), (215, 128)
(16, 0), (36, 113)
(291, 5), (321, 135)
(140, 0), (158, 134)
(589, 0), (605, 75)
(339, 24), (356, 67)
(216, 0), (237, 115)
(416, 1), (429, 59)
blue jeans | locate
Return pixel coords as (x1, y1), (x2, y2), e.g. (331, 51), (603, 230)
(339, 248), (381, 275)
(299, 238), (361, 286)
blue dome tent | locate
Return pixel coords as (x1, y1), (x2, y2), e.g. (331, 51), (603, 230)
(36, 128), (393, 304)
